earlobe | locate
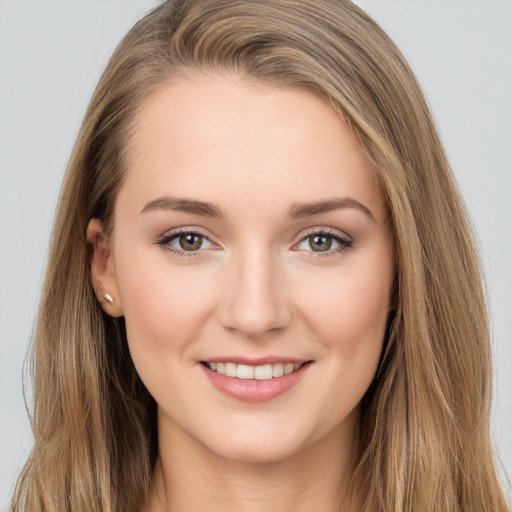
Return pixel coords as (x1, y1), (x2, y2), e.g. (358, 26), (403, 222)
(86, 219), (124, 317)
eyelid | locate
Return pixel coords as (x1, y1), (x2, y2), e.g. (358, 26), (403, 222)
(294, 226), (352, 243)
(158, 225), (217, 242)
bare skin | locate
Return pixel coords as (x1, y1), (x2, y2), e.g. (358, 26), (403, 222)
(88, 74), (395, 512)
(145, 412), (357, 512)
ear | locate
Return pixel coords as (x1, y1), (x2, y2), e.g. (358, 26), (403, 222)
(86, 219), (124, 317)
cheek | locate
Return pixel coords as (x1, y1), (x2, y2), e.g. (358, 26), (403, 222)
(296, 255), (393, 406)
(301, 266), (392, 346)
(113, 250), (216, 364)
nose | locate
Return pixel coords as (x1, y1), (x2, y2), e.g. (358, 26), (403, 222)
(218, 244), (292, 340)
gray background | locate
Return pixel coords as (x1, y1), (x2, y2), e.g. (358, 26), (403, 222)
(1, 1), (511, 508)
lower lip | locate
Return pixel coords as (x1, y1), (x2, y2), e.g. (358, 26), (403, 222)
(200, 362), (312, 402)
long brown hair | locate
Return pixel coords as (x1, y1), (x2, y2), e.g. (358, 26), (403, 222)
(12, 1), (509, 510)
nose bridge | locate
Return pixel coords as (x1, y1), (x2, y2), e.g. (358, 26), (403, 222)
(220, 240), (291, 338)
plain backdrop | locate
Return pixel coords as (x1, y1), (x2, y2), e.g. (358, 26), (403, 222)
(1, 1), (511, 509)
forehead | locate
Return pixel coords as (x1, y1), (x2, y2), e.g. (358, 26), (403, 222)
(119, 74), (386, 223)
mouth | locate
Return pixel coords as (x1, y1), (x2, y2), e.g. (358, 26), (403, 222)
(202, 361), (305, 380)
(200, 360), (313, 402)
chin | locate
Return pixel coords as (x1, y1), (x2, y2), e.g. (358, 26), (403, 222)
(211, 439), (302, 464)
(199, 421), (320, 465)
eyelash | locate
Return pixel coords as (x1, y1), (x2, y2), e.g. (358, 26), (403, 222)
(294, 228), (353, 258)
(157, 228), (214, 259)
(156, 228), (353, 259)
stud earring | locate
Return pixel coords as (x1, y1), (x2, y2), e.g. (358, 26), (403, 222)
(103, 293), (115, 305)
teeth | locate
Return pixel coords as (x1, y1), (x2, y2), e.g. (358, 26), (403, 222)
(206, 361), (304, 380)
(225, 362), (237, 377)
(254, 364), (272, 380)
(236, 364), (254, 380)
(272, 363), (284, 377)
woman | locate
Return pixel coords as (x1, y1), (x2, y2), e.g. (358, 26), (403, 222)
(11, 1), (510, 511)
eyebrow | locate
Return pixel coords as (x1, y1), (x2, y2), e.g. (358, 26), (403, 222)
(140, 197), (223, 217)
(140, 195), (375, 222)
(288, 197), (376, 222)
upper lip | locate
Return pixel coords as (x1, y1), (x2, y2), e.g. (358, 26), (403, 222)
(200, 356), (312, 366)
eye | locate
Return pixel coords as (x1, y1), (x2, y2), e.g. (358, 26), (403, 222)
(173, 232), (211, 251)
(295, 230), (352, 254)
(158, 230), (215, 253)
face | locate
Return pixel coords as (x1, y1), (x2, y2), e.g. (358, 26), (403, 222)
(89, 74), (395, 463)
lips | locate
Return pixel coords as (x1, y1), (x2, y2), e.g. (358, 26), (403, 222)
(200, 359), (312, 402)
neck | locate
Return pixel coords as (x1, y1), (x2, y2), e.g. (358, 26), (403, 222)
(142, 410), (361, 512)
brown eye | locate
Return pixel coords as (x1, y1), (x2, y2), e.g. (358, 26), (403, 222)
(309, 234), (332, 252)
(158, 230), (215, 255)
(294, 230), (352, 256)
(179, 233), (203, 251)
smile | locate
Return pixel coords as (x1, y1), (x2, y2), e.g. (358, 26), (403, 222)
(204, 362), (303, 380)
(200, 360), (313, 402)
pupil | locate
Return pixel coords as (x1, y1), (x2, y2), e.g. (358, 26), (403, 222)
(180, 233), (202, 250)
(310, 234), (331, 252)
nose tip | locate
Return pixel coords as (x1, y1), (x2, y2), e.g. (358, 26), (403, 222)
(226, 296), (289, 339)
(218, 255), (292, 340)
